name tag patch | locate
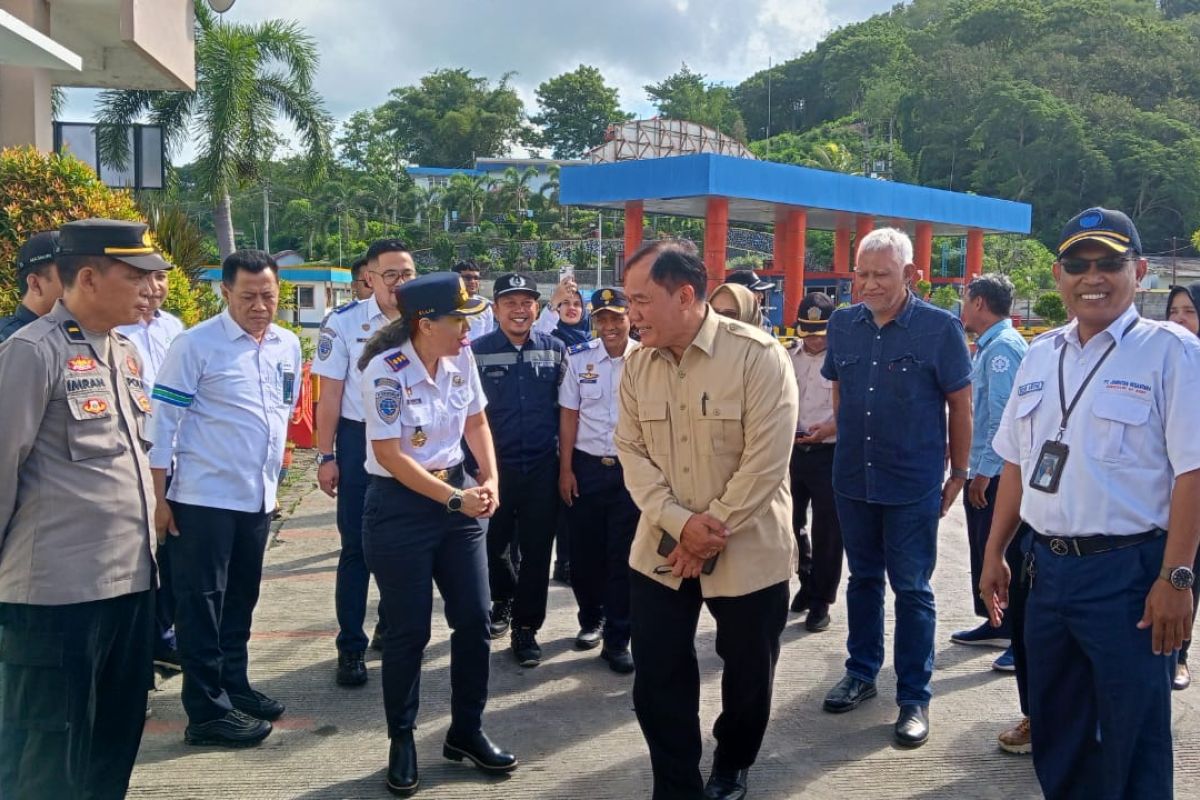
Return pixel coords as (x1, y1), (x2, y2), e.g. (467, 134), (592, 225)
(1103, 379), (1151, 398)
(1018, 381), (1044, 397)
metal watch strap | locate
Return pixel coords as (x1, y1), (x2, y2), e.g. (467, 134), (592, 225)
(951, 468), (969, 481)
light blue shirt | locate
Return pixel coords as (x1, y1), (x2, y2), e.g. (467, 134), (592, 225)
(969, 318), (1028, 478)
(149, 311), (302, 513)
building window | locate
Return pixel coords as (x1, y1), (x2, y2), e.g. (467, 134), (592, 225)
(296, 286), (315, 309)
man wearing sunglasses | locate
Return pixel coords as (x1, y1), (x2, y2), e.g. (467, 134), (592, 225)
(980, 207), (1200, 799)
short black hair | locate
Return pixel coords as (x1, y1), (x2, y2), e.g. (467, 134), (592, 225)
(18, 260), (57, 297)
(366, 238), (409, 264)
(55, 254), (114, 288)
(452, 260), (481, 274)
(350, 256), (367, 278)
(628, 239), (707, 300)
(222, 249), (278, 286)
(967, 273), (1014, 317)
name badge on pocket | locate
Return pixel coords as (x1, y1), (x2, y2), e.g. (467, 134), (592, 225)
(1030, 440), (1069, 494)
(279, 365), (296, 405)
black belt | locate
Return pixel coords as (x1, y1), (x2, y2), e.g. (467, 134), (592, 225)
(1033, 528), (1165, 557)
(428, 463), (465, 482)
(575, 450), (620, 468)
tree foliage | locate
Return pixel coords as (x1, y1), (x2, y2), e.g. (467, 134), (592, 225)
(646, 64), (747, 141)
(531, 66), (632, 158)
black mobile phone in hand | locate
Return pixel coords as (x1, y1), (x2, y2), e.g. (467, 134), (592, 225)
(657, 531), (718, 575)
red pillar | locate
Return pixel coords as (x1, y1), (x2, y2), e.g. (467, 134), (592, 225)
(705, 197), (729, 291)
(783, 209), (807, 327)
(914, 222), (933, 280)
(966, 228), (984, 285)
(773, 206), (789, 276)
(852, 216), (875, 303)
(624, 200), (643, 262)
(834, 225), (851, 275)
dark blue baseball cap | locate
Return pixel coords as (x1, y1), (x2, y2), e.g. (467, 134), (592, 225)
(395, 273), (487, 320)
(1057, 207), (1142, 257)
(16, 231), (58, 277)
(492, 272), (540, 300)
(590, 286), (628, 315)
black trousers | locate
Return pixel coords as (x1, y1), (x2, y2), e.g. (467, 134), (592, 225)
(487, 453), (559, 630)
(363, 472), (491, 739)
(1008, 526), (1032, 715)
(630, 572), (789, 800)
(789, 444), (842, 605)
(0, 591), (154, 800)
(170, 501), (271, 723)
(334, 418), (386, 653)
(564, 451), (639, 648)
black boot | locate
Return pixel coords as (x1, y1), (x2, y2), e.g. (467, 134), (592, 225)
(443, 729), (518, 772)
(387, 730), (418, 796)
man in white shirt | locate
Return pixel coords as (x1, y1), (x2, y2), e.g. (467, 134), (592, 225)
(116, 267), (185, 673)
(453, 260), (494, 341)
(149, 250), (302, 748)
(786, 292), (842, 633)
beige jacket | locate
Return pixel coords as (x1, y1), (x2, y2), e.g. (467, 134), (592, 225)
(616, 308), (798, 598)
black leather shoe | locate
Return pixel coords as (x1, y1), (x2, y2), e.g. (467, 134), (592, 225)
(805, 602), (831, 632)
(601, 646), (635, 674)
(443, 730), (518, 772)
(229, 689), (285, 721)
(1175, 661), (1191, 691)
(370, 625), (385, 652)
(894, 704), (930, 748)
(387, 730), (419, 796)
(185, 710), (272, 747)
(511, 627), (541, 667)
(703, 767), (749, 800)
(574, 625), (602, 650)
(489, 600), (513, 639)
(822, 674), (877, 713)
(790, 588), (810, 614)
(336, 650), (368, 687)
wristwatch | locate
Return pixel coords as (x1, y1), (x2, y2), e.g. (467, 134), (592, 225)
(446, 490), (464, 513)
(950, 467), (970, 481)
(316, 452), (336, 466)
(1161, 565), (1196, 591)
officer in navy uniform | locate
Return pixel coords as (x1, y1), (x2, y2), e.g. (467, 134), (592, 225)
(471, 272), (567, 667)
(558, 287), (639, 673)
(0, 231), (62, 343)
(0, 219), (165, 798)
(358, 272), (517, 796)
(980, 207), (1200, 800)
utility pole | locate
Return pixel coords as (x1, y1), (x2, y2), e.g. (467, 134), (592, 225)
(596, 210), (603, 290)
(1172, 236), (1178, 287)
(765, 57), (772, 160)
(262, 182), (271, 256)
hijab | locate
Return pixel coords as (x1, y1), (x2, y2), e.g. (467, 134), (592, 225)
(551, 289), (592, 347)
(709, 283), (761, 326)
(1165, 283), (1200, 337)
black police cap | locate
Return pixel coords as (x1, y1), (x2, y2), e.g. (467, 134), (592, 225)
(57, 218), (170, 271)
(725, 269), (775, 292)
(16, 231), (59, 277)
(396, 272), (487, 320)
(492, 272), (540, 300)
(591, 286), (629, 315)
(796, 291), (835, 336)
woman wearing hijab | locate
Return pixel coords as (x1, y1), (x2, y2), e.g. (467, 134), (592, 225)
(1166, 283), (1200, 691)
(709, 282), (762, 325)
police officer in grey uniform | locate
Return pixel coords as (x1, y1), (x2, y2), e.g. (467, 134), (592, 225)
(0, 219), (166, 799)
(0, 231), (62, 343)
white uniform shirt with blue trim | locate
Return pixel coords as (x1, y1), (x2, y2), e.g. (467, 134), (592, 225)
(311, 296), (390, 421)
(361, 339), (487, 475)
(992, 304), (1200, 537)
(465, 297), (495, 341)
(116, 309), (185, 389)
(148, 311), (303, 513)
(559, 337), (638, 457)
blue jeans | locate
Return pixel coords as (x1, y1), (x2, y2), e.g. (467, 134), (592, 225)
(835, 492), (939, 706)
(1025, 534), (1173, 800)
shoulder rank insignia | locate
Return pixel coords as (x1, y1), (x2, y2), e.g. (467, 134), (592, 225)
(62, 320), (86, 342)
(333, 300), (360, 315)
(567, 341), (593, 355)
(384, 351), (410, 372)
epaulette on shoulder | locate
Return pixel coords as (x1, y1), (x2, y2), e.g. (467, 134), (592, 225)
(384, 350), (410, 372)
(567, 340), (596, 355)
(721, 318), (775, 346)
(1030, 326), (1065, 346)
(333, 300), (360, 315)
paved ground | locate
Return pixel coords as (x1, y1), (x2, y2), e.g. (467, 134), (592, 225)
(130, 471), (1200, 799)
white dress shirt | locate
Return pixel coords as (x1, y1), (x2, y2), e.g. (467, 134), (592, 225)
(559, 337), (638, 457)
(149, 311), (302, 513)
(465, 298), (495, 341)
(789, 342), (836, 440)
(361, 339), (487, 475)
(116, 309), (185, 389)
(311, 296), (391, 421)
(992, 304), (1200, 536)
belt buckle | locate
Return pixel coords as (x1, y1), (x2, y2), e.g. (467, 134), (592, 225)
(1049, 538), (1069, 556)
(430, 468), (449, 481)
(600, 457), (617, 467)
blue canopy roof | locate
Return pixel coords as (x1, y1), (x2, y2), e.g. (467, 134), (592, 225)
(559, 154), (1031, 236)
(200, 267), (351, 284)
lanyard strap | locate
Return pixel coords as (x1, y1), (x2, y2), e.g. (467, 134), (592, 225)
(1055, 319), (1138, 440)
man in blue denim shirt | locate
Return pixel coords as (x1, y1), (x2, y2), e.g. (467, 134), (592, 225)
(819, 228), (973, 749)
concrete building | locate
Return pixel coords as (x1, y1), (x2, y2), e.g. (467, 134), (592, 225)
(0, 0), (195, 151)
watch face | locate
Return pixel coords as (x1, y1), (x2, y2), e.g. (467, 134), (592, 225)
(1171, 567), (1196, 591)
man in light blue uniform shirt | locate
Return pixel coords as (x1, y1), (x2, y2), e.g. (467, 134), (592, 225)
(149, 250), (302, 748)
(981, 208), (1200, 799)
(952, 274), (1028, 678)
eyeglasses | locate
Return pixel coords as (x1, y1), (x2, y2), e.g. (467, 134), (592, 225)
(1059, 255), (1131, 275)
(459, 273), (481, 282)
(371, 270), (404, 285)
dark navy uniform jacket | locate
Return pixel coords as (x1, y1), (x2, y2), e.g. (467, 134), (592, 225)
(471, 329), (566, 472)
(0, 304), (39, 344)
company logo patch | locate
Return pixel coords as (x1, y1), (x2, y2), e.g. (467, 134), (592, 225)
(1103, 379), (1151, 398)
(125, 355), (141, 376)
(990, 355), (1011, 374)
(67, 356), (96, 372)
(375, 389), (401, 423)
(81, 398), (108, 415)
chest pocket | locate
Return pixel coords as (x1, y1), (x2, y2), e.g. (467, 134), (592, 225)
(884, 353), (924, 402)
(65, 393), (126, 461)
(447, 386), (473, 411)
(579, 380), (603, 401)
(1014, 391), (1043, 462)
(638, 401), (670, 455)
(696, 399), (744, 456)
(832, 354), (861, 394)
(1087, 392), (1151, 464)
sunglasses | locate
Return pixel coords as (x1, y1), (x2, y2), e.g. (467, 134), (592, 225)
(1059, 255), (1131, 275)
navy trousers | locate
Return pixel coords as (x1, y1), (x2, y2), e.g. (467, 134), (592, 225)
(789, 444), (843, 606)
(334, 418), (385, 653)
(1025, 533), (1174, 800)
(169, 502), (271, 723)
(836, 491), (939, 706)
(486, 453), (560, 630)
(564, 450), (639, 649)
(363, 473), (491, 739)
(0, 591), (154, 800)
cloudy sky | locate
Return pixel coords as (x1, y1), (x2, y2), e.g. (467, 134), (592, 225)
(61, 0), (897, 161)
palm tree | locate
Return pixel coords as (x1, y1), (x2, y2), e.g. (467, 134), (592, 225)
(408, 184), (443, 239)
(492, 166), (539, 217)
(803, 142), (860, 175)
(96, 2), (332, 258)
(540, 163), (567, 227)
(445, 173), (489, 228)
